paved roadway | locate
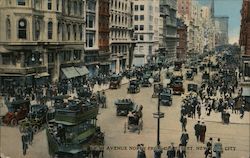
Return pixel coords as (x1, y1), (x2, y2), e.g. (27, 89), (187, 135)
(0, 67), (249, 158)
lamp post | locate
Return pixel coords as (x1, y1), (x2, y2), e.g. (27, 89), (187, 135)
(152, 68), (164, 146)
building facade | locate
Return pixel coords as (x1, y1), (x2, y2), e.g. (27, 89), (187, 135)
(98, 0), (110, 74)
(176, 18), (188, 62)
(133, 0), (160, 66)
(214, 16), (229, 46)
(0, 0), (86, 85)
(161, 0), (178, 63)
(85, 0), (100, 76)
(239, 0), (250, 82)
(109, 0), (135, 73)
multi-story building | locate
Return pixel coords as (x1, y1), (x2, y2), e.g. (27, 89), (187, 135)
(133, 0), (160, 66)
(161, 0), (178, 63)
(177, 0), (192, 21)
(85, 0), (100, 76)
(0, 0), (86, 85)
(214, 16), (229, 46)
(176, 18), (188, 62)
(109, 0), (135, 73)
(98, 0), (110, 74)
(239, 0), (250, 82)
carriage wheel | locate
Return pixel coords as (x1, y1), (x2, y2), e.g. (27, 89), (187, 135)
(33, 125), (39, 133)
(10, 118), (18, 126)
(124, 122), (126, 133)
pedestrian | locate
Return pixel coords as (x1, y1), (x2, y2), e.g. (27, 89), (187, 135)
(137, 144), (146, 158)
(200, 122), (207, 143)
(197, 103), (201, 119)
(180, 115), (187, 131)
(240, 103), (245, 119)
(213, 138), (223, 158)
(21, 132), (28, 155)
(154, 143), (163, 158)
(166, 143), (176, 158)
(205, 137), (213, 158)
(176, 144), (185, 158)
(194, 121), (201, 142)
(180, 130), (189, 147)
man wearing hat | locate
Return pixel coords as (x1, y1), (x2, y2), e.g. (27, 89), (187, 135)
(194, 121), (201, 142)
(200, 121), (207, 143)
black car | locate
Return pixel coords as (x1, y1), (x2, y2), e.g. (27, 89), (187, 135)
(186, 70), (194, 80)
(109, 74), (122, 89)
(141, 75), (152, 87)
(160, 91), (172, 106)
(115, 99), (136, 116)
(187, 84), (198, 93)
(127, 80), (140, 93)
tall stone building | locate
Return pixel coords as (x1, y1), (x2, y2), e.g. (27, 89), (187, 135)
(214, 16), (229, 46)
(160, 0), (178, 63)
(176, 18), (188, 62)
(98, 0), (110, 74)
(109, 0), (135, 73)
(133, 0), (160, 66)
(0, 0), (87, 85)
(85, 0), (100, 76)
(239, 0), (250, 82)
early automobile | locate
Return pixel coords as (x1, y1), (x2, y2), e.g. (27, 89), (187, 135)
(109, 74), (122, 89)
(187, 83), (198, 93)
(174, 61), (182, 71)
(2, 100), (30, 126)
(186, 70), (194, 80)
(152, 83), (163, 98)
(141, 75), (152, 87)
(115, 99), (136, 116)
(202, 72), (210, 83)
(171, 80), (185, 95)
(160, 89), (172, 106)
(19, 104), (48, 133)
(124, 105), (143, 134)
(127, 79), (140, 94)
(76, 85), (92, 99)
(50, 95), (70, 109)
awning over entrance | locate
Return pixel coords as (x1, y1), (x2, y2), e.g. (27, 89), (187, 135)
(61, 67), (80, 79)
(75, 66), (89, 76)
(34, 72), (50, 79)
(0, 46), (11, 53)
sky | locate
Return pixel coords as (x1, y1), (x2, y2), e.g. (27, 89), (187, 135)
(195, 0), (243, 44)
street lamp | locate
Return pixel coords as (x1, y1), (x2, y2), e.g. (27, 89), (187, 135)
(152, 69), (165, 146)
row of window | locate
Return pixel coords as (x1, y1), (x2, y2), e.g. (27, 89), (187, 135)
(17, 0), (84, 17)
(134, 15), (144, 21)
(134, 5), (144, 11)
(111, 45), (128, 54)
(5, 18), (83, 41)
(111, 30), (128, 39)
(134, 25), (144, 31)
(111, 14), (129, 26)
(111, 0), (128, 11)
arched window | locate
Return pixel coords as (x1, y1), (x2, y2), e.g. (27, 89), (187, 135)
(48, 21), (53, 39)
(18, 19), (27, 39)
(6, 18), (11, 40)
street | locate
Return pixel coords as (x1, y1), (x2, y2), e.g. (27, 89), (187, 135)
(0, 67), (249, 158)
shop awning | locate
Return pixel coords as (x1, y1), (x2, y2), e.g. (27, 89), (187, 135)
(75, 66), (89, 76)
(61, 67), (80, 79)
(34, 72), (50, 78)
(0, 46), (11, 53)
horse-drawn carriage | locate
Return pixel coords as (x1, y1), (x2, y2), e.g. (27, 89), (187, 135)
(19, 104), (48, 133)
(127, 79), (140, 94)
(124, 105), (143, 134)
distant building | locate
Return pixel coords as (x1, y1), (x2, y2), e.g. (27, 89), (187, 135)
(133, 0), (160, 66)
(176, 18), (188, 62)
(98, 0), (110, 74)
(109, 0), (135, 73)
(239, 0), (250, 82)
(214, 16), (229, 46)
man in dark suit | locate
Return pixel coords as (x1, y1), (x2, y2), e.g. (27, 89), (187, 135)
(194, 121), (201, 142)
